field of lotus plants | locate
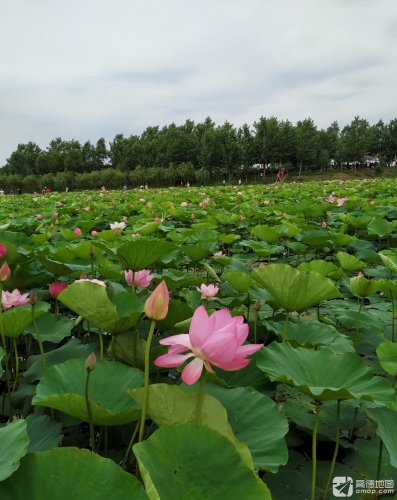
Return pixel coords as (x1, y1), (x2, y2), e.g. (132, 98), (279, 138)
(1, 177), (397, 499)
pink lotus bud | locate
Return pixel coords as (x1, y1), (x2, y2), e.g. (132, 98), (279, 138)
(322, 221), (327, 228)
(80, 272), (88, 280)
(0, 261), (11, 282)
(254, 299), (261, 311)
(0, 244), (6, 259)
(49, 282), (67, 298)
(247, 261), (253, 271)
(91, 231), (98, 237)
(74, 227), (82, 236)
(144, 280), (169, 320)
(85, 352), (96, 372)
(89, 245), (95, 257)
(36, 214), (43, 220)
(52, 230), (56, 238)
(258, 262), (264, 268)
(114, 229), (119, 236)
(30, 291), (38, 305)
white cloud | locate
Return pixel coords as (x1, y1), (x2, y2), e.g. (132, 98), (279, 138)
(0, 0), (396, 164)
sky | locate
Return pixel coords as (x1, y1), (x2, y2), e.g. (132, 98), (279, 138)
(0, 0), (396, 166)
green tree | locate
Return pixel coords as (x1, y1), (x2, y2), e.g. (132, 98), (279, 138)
(278, 120), (296, 167)
(253, 117), (279, 178)
(296, 118), (318, 175)
(340, 116), (369, 170)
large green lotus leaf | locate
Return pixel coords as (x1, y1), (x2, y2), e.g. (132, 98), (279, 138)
(3, 302), (50, 339)
(60, 227), (79, 241)
(264, 315), (354, 352)
(134, 221), (160, 236)
(58, 282), (142, 334)
(200, 383), (289, 472)
(0, 419), (29, 481)
(110, 333), (167, 373)
(256, 342), (396, 406)
(182, 243), (217, 262)
(346, 213), (372, 229)
(364, 406), (397, 468)
(285, 241), (310, 254)
(32, 359), (144, 425)
(133, 424), (271, 500)
(157, 300), (192, 331)
(69, 241), (102, 259)
(26, 414), (63, 452)
(24, 338), (100, 383)
(116, 239), (176, 271)
(379, 252), (397, 273)
(252, 264), (341, 313)
(223, 271), (253, 294)
(332, 307), (386, 333)
(368, 218), (396, 238)
(156, 270), (202, 290)
(296, 230), (330, 249)
(0, 448), (147, 500)
(250, 225), (280, 243)
(37, 256), (74, 276)
(336, 251), (367, 272)
(349, 275), (383, 298)
(24, 313), (73, 343)
(376, 341), (397, 376)
(128, 384), (253, 470)
(0, 232), (33, 264)
(297, 259), (338, 276)
(214, 351), (277, 397)
(329, 233), (356, 247)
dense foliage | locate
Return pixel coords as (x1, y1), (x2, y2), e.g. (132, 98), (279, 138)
(1, 178), (397, 499)
(2, 116), (397, 192)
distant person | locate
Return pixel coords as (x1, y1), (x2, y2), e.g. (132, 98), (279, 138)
(222, 179), (226, 186)
(42, 187), (46, 195)
(238, 179), (242, 186)
(0, 189), (4, 195)
(186, 181), (190, 188)
(65, 186), (69, 192)
(101, 186), (106, 192)
(46, 188), (50, 194)
(123, 185), (127, 191)
(145, 183), (148, 189)
(10, 189), (14, 195)
(16, 188), (22, 195)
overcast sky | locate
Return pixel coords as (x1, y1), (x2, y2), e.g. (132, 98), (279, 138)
(0, 0), (396, 165)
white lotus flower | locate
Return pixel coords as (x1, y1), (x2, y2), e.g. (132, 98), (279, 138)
(110, 221), (126, 230)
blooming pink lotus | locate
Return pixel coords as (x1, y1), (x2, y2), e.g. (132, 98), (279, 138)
(2, 289), (30, 310)
(337, 198), (346, 207)
(196, 284), (219, 300)
(328, 195), (335, 203)
(154, 306), (263, 384)
(181, 202), (188, 207)
(125, 269), (154, 288)
(213, 251), (224, 257)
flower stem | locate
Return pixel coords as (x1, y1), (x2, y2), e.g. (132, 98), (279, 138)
(282, 312), (289, 343)
(311, 401), (320, 500)
(138, 320), (156, 443)
(131, 271), (135, 294)
(349, 407), (358, 440)
(12, 339), (19, 392)
(90, 256), (95, 279)
(85, 370), (96, 453)
(122, 422), (139, 469)
(196, 372), (206, 425)
(324, 400), (340, 500)
(55, 299), (59, 317)
(391, 290), (395, 343)
(32, 306), (48, 374)
(0, 290), (13, 421)
(110, 335), (115, 361)
(354, 298), (364, 349)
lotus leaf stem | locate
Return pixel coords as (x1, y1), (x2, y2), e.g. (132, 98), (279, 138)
(282, 312), (289, 343)
(324, 400), (341, 500)
(85, 369), (96, 453)
(354, 298), (364, 349)
(32, 306), (48, 374)
(391, 290), (395, 343)
(311, 400), (320, 500)
(138, 319), (156, 443)
(0, 289), (13, 421)
(12, 339), (19, 392)
(110, 335), (115, 361)
(98, 328), (103, 360)
(131, 271), (135, 294)
(348, 407), (358, 440)
(377, 439), (383, 480)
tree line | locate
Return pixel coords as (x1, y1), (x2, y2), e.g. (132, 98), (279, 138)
(1, 116), (397, 191)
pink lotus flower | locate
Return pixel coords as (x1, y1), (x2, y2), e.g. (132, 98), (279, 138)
(154, 306), (263, 384)
(74, 278), (106, 287)
(153, 217), (161, 222)
(2, 289), (30, 310)
(181, 202), (188, 207)
(53, 212), (58, 217)
(91, 231), (98, 237)
(0, 244), (6, 260)
(140, 198), (146, 202)
(264, 200), (269, 205)
(36, 214), (43, 220)
(144, 280), (169, 320)
(196, 284), (219, 300)
(125, 269), (154, 288)
(322, 221), (327, 228)
(56, 202), (62, 207)
(123, 216), (128, 221)
(337, 198), (346, 207)
(84, 207), (90, 211)
(99, 193), (104, 197)
(49, 282), (67, 298)
(0, 262), (11, 282)
(328, 195), (335, 203)
(239, 215), (244, 221)
(131, 233), (141, 238)
(213, 251), (224, 257)
(74, 227), (82, 236)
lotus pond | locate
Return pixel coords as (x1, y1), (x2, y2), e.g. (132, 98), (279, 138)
(1, 177), (397, 499)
